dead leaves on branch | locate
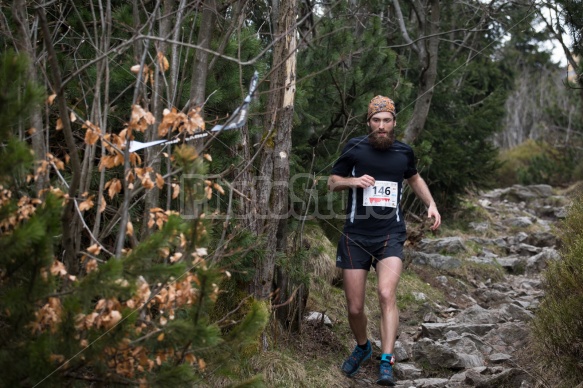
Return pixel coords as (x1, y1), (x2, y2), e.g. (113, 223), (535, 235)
(0, 186), (43, 232)
(129, 105), (155, 133)
(105, 178), (122, 199)
(130, 51), (169, 86)
(147, 208), (178, 230)
(95, 103), (206, 204)
(159, 107), (205, 137)
(83, 120), (100, 145)
(30, 250), (215, 381)
(78, 192), (94, 212)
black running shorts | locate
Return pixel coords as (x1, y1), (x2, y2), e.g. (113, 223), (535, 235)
(335, 232), (406, 270)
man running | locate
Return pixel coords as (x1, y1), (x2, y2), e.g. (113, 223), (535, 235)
(328, 95), (441, 386)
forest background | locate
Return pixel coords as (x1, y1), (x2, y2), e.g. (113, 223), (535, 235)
(1, 0), (582, 386)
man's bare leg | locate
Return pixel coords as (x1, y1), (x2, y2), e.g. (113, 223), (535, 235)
(343, 269), (369, 345)
(375, 257), (403, 354)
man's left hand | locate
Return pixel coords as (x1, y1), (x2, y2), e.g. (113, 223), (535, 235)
(428, 204), (441, 230)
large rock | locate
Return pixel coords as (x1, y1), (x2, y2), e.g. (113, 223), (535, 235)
(526, 231), (558, 248)
(482, 322), (530, 353)
(412, 338), (484, 370)
(525, 247), (560, 274)
(455, 304), (498, 324)
(411, 252), (462, 270)
(418, 237), (467, 254)
(503, 216), (534, 228)
(421, 323), (496, 339)
(500, 184), (553, 202)
(495, 256), (527, 273)
(465, 366), (532, 387)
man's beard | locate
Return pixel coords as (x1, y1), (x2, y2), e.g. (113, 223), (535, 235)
(368, 130), (395, 151)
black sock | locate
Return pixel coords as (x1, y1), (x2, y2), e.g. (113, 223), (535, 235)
(357, 341), (369, 350)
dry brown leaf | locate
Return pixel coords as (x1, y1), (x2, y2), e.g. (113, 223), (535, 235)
(130, 105), (155, 131)
(86, 259), (98, 273)
(141, 174), (154, 190)
(184, 353), (196, 365)
(53, 158), (65, 170)
(155, 173), (164, 189)
(102, 310), (122, 329)
(158, 247), (170, 257)
(87, 244), (101, 255)
(126, 221), (134, 236)
(203, 153), (212, 162)
(113, 152), (124, 167)
(79, 195), (95, 211)
(70, 111), (77, 122)
(157, 51), (169, 72)
(170, 252), (182, 263)
(158, 108), (180, 137)
(84, 128), (100, 145)
(118, 127), (129, 141)
(50, 260), (68, 276)
(55, 118), (63, 131)
(99, 155), (115, 171)
(98, 194), (106, 213)
(129, 152), (142, 166)
(187, 107), (205, 132)
(213, 183), (225, 195)
(105, 178), (122, 199)
(49, 354), (65, 364)
(47, 94), (57, 105)
(171, 183), (180, 199)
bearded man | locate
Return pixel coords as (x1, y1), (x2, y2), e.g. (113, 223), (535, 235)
(327, 95), (441, 386)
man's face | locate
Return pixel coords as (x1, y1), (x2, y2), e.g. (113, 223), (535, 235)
(367, 112), (396, 150)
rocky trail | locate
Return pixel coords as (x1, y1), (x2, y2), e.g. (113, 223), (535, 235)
(325, 184), (572, 387)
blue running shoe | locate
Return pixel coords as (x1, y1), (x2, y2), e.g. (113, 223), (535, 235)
(341, 340), (372, 376)
(376, 354), (396, 386)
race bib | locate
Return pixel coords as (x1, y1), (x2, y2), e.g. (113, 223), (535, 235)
(363, 180), (398, 207)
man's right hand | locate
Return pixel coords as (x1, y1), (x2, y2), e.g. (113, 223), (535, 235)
(353, 174), (375, 188)
(328, 174), (376, 191)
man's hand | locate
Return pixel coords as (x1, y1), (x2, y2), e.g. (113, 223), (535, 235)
(406, 173), (441, 231)
(328, 174), (375, 191)
(353, 174), (375, 188)
(427, 203), (441, 230)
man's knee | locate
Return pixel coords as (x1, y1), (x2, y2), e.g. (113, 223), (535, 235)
(347, 303), (365, 317)
(377, 287), (397, 306)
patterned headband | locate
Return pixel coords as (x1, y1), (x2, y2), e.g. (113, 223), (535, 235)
(367, 95), (396, 120)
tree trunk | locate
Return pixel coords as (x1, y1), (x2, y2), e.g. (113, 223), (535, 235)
(189, 0), (216, 109)
(12, 1), (48, 193)
(400, 0), (440, 144)
(178, 0), (216, 220)
(251, 0), (297, 302)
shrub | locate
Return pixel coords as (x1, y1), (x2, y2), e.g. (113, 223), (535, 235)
(495, 139), (576, 187)
(531, 192), (583, 386)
